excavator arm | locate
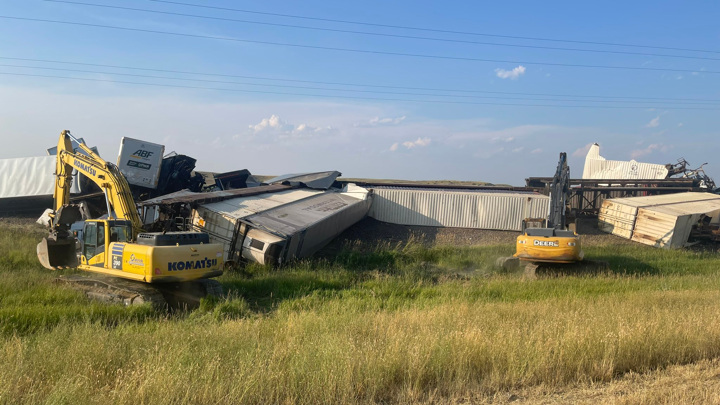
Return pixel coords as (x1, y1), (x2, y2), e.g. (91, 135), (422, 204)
(52, 130), (142, 232)
(39, 130), (143, 269)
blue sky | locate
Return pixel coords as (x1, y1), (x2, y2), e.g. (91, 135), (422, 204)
(0, 0), (718, 185)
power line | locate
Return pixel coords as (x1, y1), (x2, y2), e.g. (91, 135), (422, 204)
(1, 15), (717, 75)
(1, 57), (717, 102)
(147, 0), (720, 55)
(2, 72), (718, 110)
(41, 0), (720, 62)
(3, 63), (720, 105)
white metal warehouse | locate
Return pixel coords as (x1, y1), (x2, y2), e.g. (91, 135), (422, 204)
(368, 187), (549, 231)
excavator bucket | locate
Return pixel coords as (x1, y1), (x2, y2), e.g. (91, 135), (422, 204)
(37, 205), (83, 270)
(37, 237), (78, 270)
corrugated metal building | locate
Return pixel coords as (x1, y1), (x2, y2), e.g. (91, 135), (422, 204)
(368, 187), (549, 231)
(599, 192), (720, 248)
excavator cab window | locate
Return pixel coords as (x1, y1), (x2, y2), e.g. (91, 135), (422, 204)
(82, 221), (105, 261)
(109, 223), (131, 243)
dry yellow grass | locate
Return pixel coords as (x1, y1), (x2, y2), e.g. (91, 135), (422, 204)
(2, 290), (720, 404)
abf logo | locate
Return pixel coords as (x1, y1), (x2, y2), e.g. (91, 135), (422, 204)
(132, 149), (154, 159)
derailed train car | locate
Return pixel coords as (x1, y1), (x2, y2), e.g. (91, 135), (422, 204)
(238, 185), (372, 265)
(191, 185), (372, 265)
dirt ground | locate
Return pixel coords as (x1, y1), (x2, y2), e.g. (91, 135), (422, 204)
(322, 217), (636, 252)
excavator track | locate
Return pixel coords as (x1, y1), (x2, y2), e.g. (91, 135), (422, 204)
(54, 275), (224, 310)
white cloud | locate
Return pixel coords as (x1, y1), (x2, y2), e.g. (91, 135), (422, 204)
(402, 137), (431, 149)
(491, 136), (515, 143)
(370, 116), (406, 126)
(645, 116), (660, 128)
(531, 148), (542, 154)
(678, 123), (684, 127)
(389, 142), (399, 152)
(249, 114), (293, 133)
(354, 116), (407, 128)
(495, 65), (526, 80)
(630, 143), (671, 159)
(244, 114), (331, 140)
(512, 147), (524, 153)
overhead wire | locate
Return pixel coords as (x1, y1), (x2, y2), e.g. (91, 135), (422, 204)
(1, 57), (717, 103)
(40, 0), (720, 62)
(0, 15), (717, 75)
(2, 72), (719, 110)
(146, 0), (720, 55)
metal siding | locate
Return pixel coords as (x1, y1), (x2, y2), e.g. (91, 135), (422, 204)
(599, 193), (720, 249)
(201, 189), (323, 220)
(582, 159), (668, 180)
(606, 192), (719, 208)
(598, 200), (638, 238)
(631, 209), (678, 248)
(190, 189), (322, 260)
(242, 190), (372, 263)
(368, 189), (548, 231)
(295, 198), (373, 259)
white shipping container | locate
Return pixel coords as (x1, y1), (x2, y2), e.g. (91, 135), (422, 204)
(117, 137), (165, 189)
(0, 155), (81, 198)
(598, 192), (720, 249)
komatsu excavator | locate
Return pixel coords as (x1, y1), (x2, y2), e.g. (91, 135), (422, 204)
(37, 130), (224, 307)
(514, 152), (584, 264)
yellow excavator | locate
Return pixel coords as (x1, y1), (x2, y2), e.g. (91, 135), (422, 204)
(514, 152), (584, 264)
(37, 130), (224, 307)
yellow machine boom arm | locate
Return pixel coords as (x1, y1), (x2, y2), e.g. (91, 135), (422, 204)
(52, 130), (142, 235)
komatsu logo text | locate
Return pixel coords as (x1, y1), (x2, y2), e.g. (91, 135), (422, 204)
(533, 240), (559, 247)
(74, 160), (96, 176)
(168, 257), (218, 271)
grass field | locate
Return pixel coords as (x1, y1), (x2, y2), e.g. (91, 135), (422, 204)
(2, 218), (720, 404)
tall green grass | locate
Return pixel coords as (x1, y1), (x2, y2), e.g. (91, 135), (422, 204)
(2, 220), (720, 404)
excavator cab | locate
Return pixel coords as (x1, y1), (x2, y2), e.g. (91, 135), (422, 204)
(81, 220), (133, 267)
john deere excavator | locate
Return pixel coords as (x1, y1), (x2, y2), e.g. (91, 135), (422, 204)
(514, 152), (584, 265)
(37, 130), (224, 308)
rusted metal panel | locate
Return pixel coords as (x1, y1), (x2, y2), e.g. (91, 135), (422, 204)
(631, 208), (679, 248)
(368, 188), (549, 231)
(598, 200), (637, 238)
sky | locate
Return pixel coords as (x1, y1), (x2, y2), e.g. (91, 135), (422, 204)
(0, 0), (718, 186)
